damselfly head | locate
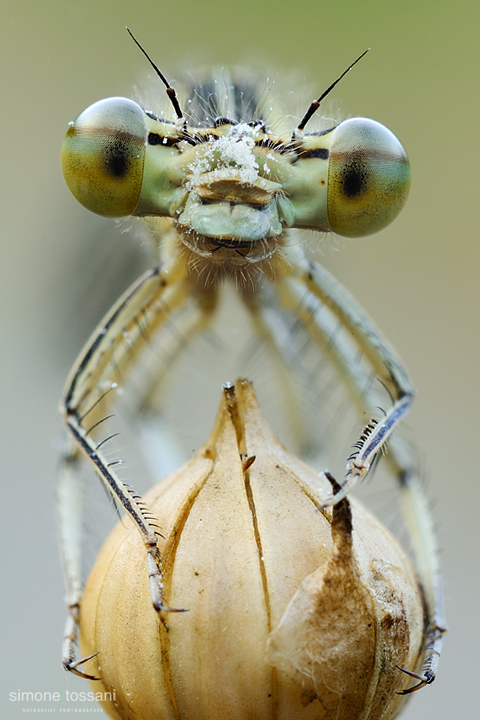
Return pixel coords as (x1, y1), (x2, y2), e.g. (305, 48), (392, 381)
(61, 42), (410, 282)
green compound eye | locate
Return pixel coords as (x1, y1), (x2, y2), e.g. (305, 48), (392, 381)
(61, 97), (147, 217)
(327, 118), (411, 237)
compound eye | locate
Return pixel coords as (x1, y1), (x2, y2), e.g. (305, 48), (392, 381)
(61, 97), (147, 217)
(327, 118), (411, 237)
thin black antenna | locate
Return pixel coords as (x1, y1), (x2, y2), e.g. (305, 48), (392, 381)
(296, 48), (370, 132)
(126, 27), (184, 122)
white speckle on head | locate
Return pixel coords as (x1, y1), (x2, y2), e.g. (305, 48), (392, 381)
(187, 123), (260, 190)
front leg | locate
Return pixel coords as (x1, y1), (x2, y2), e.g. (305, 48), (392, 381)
(275, 250), (444, 692)
(284, 250), (415, 499)
(58, 261), (194, 676)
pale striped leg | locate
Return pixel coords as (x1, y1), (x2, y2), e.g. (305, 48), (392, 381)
(271, 253), (444, 691)
(58, 260), (203, 676)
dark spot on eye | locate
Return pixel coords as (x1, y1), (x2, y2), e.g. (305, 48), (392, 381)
(341, 161), (368, 197)
(105, 142), (129, 178)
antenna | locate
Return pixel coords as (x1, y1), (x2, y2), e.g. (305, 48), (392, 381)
(126, 27), (184, 122)
(296, 48), (370, 133)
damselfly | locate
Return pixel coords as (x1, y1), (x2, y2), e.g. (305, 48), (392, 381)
(58, 30), (444, 709)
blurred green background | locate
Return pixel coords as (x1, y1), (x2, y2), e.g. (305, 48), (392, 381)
(1, 0), (478, 717)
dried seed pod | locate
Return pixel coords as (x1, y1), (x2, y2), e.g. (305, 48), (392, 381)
(80, 380), (426, 720)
